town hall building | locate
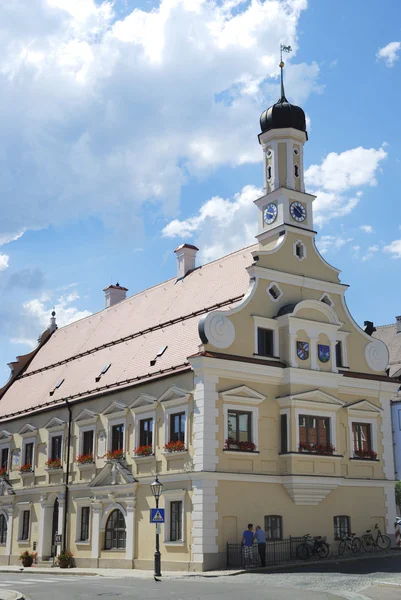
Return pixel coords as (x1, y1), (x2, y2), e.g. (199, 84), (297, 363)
(0, 65), (397, 571)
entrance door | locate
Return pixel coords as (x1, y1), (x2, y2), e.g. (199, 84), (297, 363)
(51, 499), (59, 557)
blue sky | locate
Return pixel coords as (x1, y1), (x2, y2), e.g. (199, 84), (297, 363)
(0, 0), (401, 386)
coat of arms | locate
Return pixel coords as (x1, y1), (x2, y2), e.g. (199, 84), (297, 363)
(296, 341), (309, 360)
(318, 344), (330, 363)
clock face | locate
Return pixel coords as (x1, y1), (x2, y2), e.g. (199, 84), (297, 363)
(263, 203), (277, 225)
(290, 201), (306, 222)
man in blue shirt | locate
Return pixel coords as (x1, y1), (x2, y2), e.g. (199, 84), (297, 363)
(242, 523), (254, 567)
(255, 525), (266, 567)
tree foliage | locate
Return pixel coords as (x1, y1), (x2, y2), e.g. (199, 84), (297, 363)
(395, 481), (401, 508)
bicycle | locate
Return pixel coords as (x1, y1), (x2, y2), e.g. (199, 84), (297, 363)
(337, 530), (361, 555)
(296, 534), (330, 560)
(361, 523), (391, 552)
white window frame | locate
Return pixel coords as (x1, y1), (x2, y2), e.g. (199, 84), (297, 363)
(0, 510), (8, 546)
(107, 418), (127, 453)
(134, 411), (156, 454)
(164, 404), (188, 449)
(295, 408), (336, 451)
(348, 417), (378, 458)
(17, 502), (32, 543)
(78, 425), (96, 458)
(21, 437), (36, 472)
(163, 490), (186, 546)
(253, 316), (280, 360)
(223, 403), (259, 449)
(75, 500), (91, 545)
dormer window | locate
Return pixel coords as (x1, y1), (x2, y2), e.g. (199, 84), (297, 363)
(150, 346), (168, 367)
(96, 363), (111, 382)
(49, 379), (64, 396)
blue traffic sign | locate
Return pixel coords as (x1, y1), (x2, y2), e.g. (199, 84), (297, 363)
(150, 508), (165, 523)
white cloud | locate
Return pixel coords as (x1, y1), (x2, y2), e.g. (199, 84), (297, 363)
(383, 239), (401, 259)
(0, 0), (317, 239)
(377, 41), (401, 67)
(360, 225), (374, 234)
(306, 146), (387, 226)
(368, 244), (379, 252)
(162, 185), (261, 262)
(23, 291), (91, 330)
(0, 255), (9, 271)
(316, 235), (353, 255)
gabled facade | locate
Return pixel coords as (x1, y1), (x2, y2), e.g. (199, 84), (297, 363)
(0, 67), (397, 571)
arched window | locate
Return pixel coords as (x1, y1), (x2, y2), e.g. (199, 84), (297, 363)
(104, 509), (126, 550)
(0, 514), (7, 545)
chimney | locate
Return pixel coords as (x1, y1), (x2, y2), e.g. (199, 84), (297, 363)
(174, 244), (199, 280)
(103, 283), (128, 308)
(396, 316), (401, 333)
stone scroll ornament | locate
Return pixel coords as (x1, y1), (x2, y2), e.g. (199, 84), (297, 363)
(364, 340), (389, 372)
(199, 312), (235, 349)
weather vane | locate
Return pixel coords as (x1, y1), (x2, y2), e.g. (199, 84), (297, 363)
(279, 44), (292, 100)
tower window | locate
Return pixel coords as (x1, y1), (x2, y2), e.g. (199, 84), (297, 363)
(294, 164), (299, 178)
(267, 166), (272, 180)
(294, 148), (299, 155)
(320, 294), (333, 307)
(294, 241), (306, 260)
(267, 283), (282, 302)
(257, 328), (274, 357)
(266, 149), (272, 158)
(336, 342), (343, 368)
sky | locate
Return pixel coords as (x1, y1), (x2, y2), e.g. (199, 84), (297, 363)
(0, 0), (401, 386)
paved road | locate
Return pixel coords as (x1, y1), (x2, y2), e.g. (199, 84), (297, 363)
(1, 554), (401, 600)
(0, 573), (337, 600)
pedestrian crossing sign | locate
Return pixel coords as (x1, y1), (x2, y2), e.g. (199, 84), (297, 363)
(150, 508), (165, 523)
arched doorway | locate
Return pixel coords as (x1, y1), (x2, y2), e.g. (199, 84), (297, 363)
(51, 499), (59, 557)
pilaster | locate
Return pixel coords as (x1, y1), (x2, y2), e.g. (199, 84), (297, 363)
(191, 364), (219, 472)
(91, 500), (102, 560)
(191, 478), (218, 566)
(5, 505), (14, 562)
(125, 498), (136, 561)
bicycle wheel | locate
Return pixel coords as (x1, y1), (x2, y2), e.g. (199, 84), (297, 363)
(317, 542), (330, 559)
(362, 536), (374, 552)
(376, 534), (391, 550)
(296, 543), (312, 560)
(351, 537), (361, 553)
(338, 540), (346, 555)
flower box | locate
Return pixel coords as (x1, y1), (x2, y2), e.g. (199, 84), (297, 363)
(163, 440), (186, 453)
(298, 443), (336, 455)
(76, 453), (94, 465)
(105, 449), (124, 460)
(0, 467), (8, 478)
(134, 445), (153, 457)
(45, 458), (62, 469)
(18, 464), (33, 474)
(354, 449), (377, 460)
(224, 439), (257, 452)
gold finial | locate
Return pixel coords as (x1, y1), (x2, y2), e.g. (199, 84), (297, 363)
(279, 61), (285, 68)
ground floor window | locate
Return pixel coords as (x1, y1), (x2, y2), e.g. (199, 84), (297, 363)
(264, 515), (282, 540)
(104, 509), (126, 550)
(21, 510), (30, 541)
(0, 514), (7, 545)
(170, 501), (183, 542)
(80, 507), (90, 542)
(333, 515), (351, 540)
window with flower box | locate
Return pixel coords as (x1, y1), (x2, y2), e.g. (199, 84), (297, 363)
(170, 413), (185, 444)
(111, 424), (124, 452)
(82, 430), (94, 457)
(0, 448), (8, 472)
(140, 418), (153, 447)
(24, 443), (34, 469)
(226, 410), (256, 452)
(298, 415), (334, 454)
(352, 423), (376, 459)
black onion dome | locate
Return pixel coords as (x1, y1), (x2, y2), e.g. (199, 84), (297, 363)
(260, 95), (307, 136)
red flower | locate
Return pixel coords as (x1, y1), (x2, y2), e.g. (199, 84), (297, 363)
(224, 439), (257, 452)
(18, 464), (32, 473)
(134, 445), (153, 457)
(106, 449), (124, 460)
(164, 440), (186, 453)
(45, 458), (62, 469)
(76, 453), (94, 465)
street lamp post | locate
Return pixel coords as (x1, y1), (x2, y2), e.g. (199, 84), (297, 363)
(150, 475), (163, 577)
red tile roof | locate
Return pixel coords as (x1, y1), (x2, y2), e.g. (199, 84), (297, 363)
(0, 245), (256, 420)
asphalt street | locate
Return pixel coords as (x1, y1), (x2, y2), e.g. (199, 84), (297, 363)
(1, 554), (401, 600)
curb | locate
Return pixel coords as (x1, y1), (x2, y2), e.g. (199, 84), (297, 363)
(373, 581), (401, 588)
(0, 570), (98, 577)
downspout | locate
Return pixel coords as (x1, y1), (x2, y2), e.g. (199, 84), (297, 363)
(63, 399), (72, 552)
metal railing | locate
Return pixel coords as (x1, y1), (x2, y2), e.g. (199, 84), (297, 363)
(227, 537), (305, 568)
